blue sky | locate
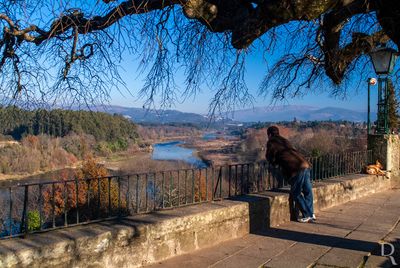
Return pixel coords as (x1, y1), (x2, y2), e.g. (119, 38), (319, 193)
(3, 1), (387, 115)
(0, 1), (390, 115)
(50, 1), (384, 115)
(110, 49), (381, 114)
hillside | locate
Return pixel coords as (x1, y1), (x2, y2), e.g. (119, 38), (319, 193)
(94, 105), (374, 123)
(88, 105), (209, 124)
(0, 106), (138, 142)
(228, 106), (375, 122)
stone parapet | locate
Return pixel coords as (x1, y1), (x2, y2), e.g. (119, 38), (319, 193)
(368, 134), (400, 178)
(0, 174), (393, 268)
(391, 176), (400, 188)
(241, 174), (392, 228)
(0, 201), (250, 268)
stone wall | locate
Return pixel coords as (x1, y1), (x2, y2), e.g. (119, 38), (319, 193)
(368, 134), (400, 176)
(368, 134), (400, 187)
(242, 174), (392, 228)
(0, 174), (393, 268)
(312, 174), (391, 211)
(0, 202), (250, 268)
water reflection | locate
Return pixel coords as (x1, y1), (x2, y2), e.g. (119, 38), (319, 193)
(151, 141), (207, 168)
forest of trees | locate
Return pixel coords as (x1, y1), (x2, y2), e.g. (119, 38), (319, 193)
(251, 120), (366, 136)
(0, 106), (138, 142)
(136, 123), (202, 142)
(0, 106), (141, 175)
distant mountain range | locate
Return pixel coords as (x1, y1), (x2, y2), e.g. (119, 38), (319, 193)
(85, 105), (210, 124)
(228, 105), (375, 122)
(84, 105), (375, 124)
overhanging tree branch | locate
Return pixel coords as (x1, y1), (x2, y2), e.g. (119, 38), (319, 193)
(0, 0), (399, 110)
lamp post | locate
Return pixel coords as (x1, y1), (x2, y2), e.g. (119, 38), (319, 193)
(369, 45), (398, 134)
(367, 78), (377, 134)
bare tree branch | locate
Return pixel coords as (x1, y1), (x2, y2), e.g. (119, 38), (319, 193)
(0, 0), (399, 112)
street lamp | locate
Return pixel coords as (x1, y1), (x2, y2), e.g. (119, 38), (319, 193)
(367, 78), (377, 135)
(369, 45), (398, 134)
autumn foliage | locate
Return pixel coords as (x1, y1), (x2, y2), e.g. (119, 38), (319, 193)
(42, 155), (125, 222)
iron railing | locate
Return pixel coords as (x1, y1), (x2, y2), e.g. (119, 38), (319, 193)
(0, 150), (372, 239)
(308, 150), (373, 180)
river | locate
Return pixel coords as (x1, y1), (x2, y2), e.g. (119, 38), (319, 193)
(0, 138), (209, 188)
(0, 136), (213, 236)
(151, 141), (208, 168)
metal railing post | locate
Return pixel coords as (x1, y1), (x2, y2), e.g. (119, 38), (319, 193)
(9, 187), (12, 237)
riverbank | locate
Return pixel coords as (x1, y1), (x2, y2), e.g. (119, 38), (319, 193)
(101, 152), (193, 174)
(140, 134), (204, 145)
(0, 163), (79, 182)
(182, 133), (266, 166)
(183, 137), (241, 166)
(0, 149), (146, 182)
(0, 134), (238, 183)
(0, 147), (193, 184)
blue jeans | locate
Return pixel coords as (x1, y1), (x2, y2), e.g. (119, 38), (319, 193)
(290, 169), (314, 218)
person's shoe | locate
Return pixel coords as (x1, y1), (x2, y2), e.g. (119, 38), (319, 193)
(298, 217), (312, 223)
(312, 214), (316, 221)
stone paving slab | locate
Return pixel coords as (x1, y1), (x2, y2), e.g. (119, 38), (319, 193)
(208, 252), (267, 268)
(263, 243), (329, 268)
(364, 255), (393, 268)
(316, 247), (369, 268)
(146, 189), (400, 268)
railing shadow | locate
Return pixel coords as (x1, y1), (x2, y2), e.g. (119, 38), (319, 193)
(252, 228), (399, 265)
(255, 227), (377, 251)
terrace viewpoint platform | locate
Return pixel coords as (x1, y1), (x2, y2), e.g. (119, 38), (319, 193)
(147, 188), (400, 268)
(0, 173), (396, 267)
(2, 135), (400, 267)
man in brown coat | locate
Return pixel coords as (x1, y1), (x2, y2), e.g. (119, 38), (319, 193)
(266, 126), (315, 222)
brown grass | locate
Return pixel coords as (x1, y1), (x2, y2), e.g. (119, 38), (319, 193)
(102, 152), (193, 175)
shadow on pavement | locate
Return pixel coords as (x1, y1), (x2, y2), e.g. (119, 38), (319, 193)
(254, 228), (399, 266)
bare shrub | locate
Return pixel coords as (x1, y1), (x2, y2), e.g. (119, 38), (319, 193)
(110, 154), (192, 175)
(50, 148), (78, 168)
(296, 129), (336, 157)
(238, 128), (266, 162)
(0, 135), (78, 174)
(61, 132), (96, 159)
(0, 145), (41, 174)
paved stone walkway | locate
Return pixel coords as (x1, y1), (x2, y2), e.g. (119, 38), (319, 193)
(147, 189), (400, 268)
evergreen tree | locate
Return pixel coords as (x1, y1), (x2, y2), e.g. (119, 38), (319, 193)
(387, 79), (399, 133)
(0, 106), (138, 142)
